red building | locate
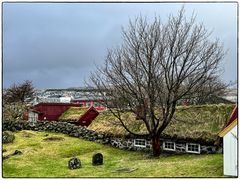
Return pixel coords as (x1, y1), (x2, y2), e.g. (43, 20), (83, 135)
(26, 103), (99, 127)
(58, 106), (99, 126)
(31, 103), (81, 121)
(71, 99), (106, 110)
(76, 107), (99, 126)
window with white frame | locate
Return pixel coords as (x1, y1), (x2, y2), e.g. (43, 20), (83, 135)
(163, 141), (176, 151)
(186, 143), (200, 154)
(134, 139), (146, 147)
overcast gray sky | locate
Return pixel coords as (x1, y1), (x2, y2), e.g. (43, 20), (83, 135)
(3, 2), (237, 89)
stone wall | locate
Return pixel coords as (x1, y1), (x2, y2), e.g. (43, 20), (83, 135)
(3, 120), (110, 144)
(3, 120), (218, 154)
(110, 138), (152, 151)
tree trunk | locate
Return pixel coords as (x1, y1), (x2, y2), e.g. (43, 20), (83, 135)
(152, 135), (161, 157)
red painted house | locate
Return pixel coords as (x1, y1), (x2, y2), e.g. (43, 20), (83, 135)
(30, 103), (81, 121)
(26, 103), (99, 126)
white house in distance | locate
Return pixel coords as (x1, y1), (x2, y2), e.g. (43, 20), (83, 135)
(219, 106), (238, 177)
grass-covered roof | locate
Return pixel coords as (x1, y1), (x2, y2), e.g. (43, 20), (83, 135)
(58, 107), (89, 122)
(87, 104), (234, 143)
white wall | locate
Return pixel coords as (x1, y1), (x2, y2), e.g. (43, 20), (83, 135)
(60, 97), (71, 103)
(223, 125), (238, 176)
(28, 112), (38, 123)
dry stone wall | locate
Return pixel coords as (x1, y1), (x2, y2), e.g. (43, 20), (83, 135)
(3, 120), (110, 144)
(3, 120), (218, 154)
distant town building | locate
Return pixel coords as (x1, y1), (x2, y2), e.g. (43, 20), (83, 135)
(30, 88), (108, 110)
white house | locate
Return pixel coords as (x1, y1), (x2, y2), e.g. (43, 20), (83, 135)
(28, 109), (41, 124)
(219, 106), (238, 177)
(60, 96), (72, 103)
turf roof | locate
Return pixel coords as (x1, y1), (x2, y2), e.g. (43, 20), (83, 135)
(58, 107), (89, 122)
(87, 104), (235, 143)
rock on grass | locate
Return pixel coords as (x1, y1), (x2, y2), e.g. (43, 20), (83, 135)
(43, 136), (64, 141)
(92, 153), (103, 165)
(68, 157), (81, 170)
(3, 131), (15, 144)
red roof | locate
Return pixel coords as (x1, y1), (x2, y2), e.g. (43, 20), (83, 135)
(225, 106), (237, 127)
(219, 105), (237, 137)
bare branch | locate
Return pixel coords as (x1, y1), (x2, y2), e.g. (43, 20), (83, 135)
(88, 7), (225, 156)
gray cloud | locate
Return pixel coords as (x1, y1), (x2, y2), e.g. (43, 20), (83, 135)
(3, 2), (237, 88)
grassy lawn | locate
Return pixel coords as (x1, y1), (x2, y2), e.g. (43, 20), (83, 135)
(3, 130), (224, 178)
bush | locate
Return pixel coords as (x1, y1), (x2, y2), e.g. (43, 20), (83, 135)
(3, 131), (15, 144)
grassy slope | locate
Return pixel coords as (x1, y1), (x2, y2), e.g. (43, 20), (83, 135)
(3, 130), (224, 177)
(89, 104), (234, 142)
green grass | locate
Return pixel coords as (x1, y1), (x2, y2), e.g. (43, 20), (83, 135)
(3, 130), (224, 177)
(89, 104), (234, 142)
(58, 107), (88, 122)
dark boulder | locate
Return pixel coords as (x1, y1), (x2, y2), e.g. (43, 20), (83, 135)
(13, 150), (23, 155)
(68, 157), (81, 170)
(3, 131), (15, 144)
(3, 150), (22, 161)
(43, 136), (64, 141)
(3, 155), (11, 160)
(92, 153), (103, 166)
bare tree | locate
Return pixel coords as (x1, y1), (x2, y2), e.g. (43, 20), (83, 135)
(89, 8), (225, 156)
(3, 80), (35, 104)
(180, 75), (229, 105)
(3, 80), (35, 121)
